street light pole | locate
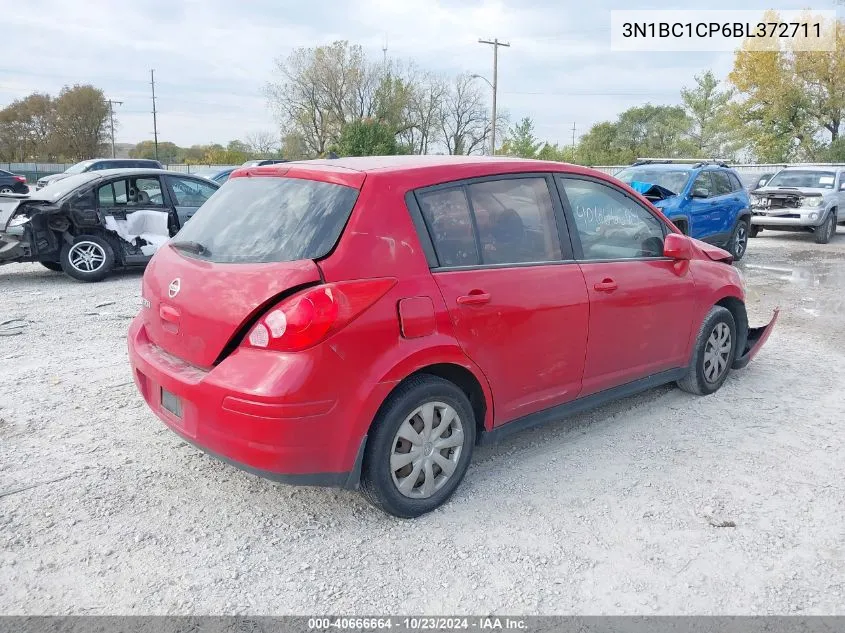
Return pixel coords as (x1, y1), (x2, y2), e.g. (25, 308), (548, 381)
(478, 38), (509, 155)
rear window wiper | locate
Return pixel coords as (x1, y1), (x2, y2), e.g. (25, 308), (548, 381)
(170, 240), (210, 256)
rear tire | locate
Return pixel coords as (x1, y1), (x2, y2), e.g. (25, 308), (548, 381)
(60, 234), (115, 282)
(729, 218), (749, 261)
(0, 186), (14, 194)
(677, 306), (737, 396)
(39, 261), (62, 272)
(815, 212), (835, 244)
(361, 375), (476, 518)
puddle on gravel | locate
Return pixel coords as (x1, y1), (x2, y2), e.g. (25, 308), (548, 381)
(743, 261), (845, 288)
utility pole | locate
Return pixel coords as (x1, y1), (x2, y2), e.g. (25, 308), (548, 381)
(478, 38), (510, 155)
(571, 122), (576, 148)
(150, 69), (159, 161)
(107, 99), (123, 158)
(382, 34), (388, 70)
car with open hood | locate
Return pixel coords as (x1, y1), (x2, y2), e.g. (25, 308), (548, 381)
(749, 165), (845, 244)
(614, 159), (752, 261)
(0, 168), (218, 281)
(127, 156), (777, 518)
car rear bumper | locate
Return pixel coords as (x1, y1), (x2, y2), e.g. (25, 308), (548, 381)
(127, 316), (381, 488)
(732, 308), (779, 370)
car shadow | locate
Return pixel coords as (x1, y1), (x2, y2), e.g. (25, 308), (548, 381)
(0, 265), (145, 289)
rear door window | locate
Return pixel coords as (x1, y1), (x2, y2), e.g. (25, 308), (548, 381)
(467, 178), (562, 265)
(417, 188), (480, 267)
(172, 176), (359, 263)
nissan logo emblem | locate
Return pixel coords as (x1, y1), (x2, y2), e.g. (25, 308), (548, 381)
(168, 278), (181, 298)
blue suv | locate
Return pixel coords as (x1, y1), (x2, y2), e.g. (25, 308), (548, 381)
(615, 159), (752, 261)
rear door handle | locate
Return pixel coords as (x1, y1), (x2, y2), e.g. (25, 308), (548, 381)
(457, 291), (491, 306)
(593, 279), (618, 292)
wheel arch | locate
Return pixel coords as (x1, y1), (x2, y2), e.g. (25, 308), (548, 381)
(715, 295), (749, 361)
(367, 349), (494, 442)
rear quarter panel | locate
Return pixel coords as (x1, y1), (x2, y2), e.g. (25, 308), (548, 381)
(317, 172), (496, 448)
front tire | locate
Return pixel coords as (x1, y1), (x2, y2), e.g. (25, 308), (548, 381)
(677, 306), (737, 396)
(815, 212), (835, 244)
(60, 234), (115, 282)
(729, 218), (749, 260)
(749, 225), (761, 238)
(361, 375), (476, 518)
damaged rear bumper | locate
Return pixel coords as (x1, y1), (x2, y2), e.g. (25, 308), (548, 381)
(732, 308), (779, 370)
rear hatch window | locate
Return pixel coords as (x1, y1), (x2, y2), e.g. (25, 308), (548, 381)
(172, 176), (359, 264)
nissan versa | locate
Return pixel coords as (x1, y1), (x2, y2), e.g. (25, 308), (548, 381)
(128, 156), (777, 518)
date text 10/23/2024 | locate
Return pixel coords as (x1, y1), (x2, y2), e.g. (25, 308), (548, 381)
(307, 617), (528, 631)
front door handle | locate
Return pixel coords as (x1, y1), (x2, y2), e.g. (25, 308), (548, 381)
(457, 291), (491, 306)
(593, 279), (618, 292)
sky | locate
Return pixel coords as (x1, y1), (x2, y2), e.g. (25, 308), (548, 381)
(2, 0), (842, 149)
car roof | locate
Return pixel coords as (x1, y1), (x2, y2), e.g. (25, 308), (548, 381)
(778, 165), (840, 171)
(92, 168), (202, 177)
(236, 155), (618, 190)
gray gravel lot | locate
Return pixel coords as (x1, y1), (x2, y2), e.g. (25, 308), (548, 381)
(1, 231), (844, 615)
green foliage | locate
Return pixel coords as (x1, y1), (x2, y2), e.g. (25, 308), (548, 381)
(333, 118), (406, 156)
(0, 85), (109, 161)
(502, 117), (541, 158)
(728, 15), (845, 161)
(681, 70), (737, 158)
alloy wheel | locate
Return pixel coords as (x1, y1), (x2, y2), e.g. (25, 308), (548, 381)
(390, 401), (465, 499)
(734, 223), (747, 257)
(703, 322), (731, 384)
(0, 186), (13, 193)
(68, 241), (107, 273)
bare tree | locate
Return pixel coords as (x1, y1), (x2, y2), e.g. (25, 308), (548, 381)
(266, 41), (387, 156)
(439, 74), (491, 155)
(245, 130), (279, 156)
(398, 69), (448, 155)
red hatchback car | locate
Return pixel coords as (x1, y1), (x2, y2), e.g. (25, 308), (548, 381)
(128, 156), (777, 517)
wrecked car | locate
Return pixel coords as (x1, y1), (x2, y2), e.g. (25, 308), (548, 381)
(0, 169), (219, 281)
(750, 166), (845, 244)
(615, 159), (752, 261)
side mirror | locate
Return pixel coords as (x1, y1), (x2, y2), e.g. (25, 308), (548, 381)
(691, 188), (710, 199)
(758, 179), (768, 187)
(664, 233), (693, 260)
(839, 182), (845, 191)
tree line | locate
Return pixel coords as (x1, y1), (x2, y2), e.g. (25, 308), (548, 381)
(3, 17), (841, 166)
(267, 19), (843, 165)
(0, 85), (111, 162)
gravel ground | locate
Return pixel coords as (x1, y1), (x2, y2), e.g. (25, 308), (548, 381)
(1, 231), (844, 615)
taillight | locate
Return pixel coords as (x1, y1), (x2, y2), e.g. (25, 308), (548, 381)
(245, 278), (396, 352)
(13, 176), (25, 182)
